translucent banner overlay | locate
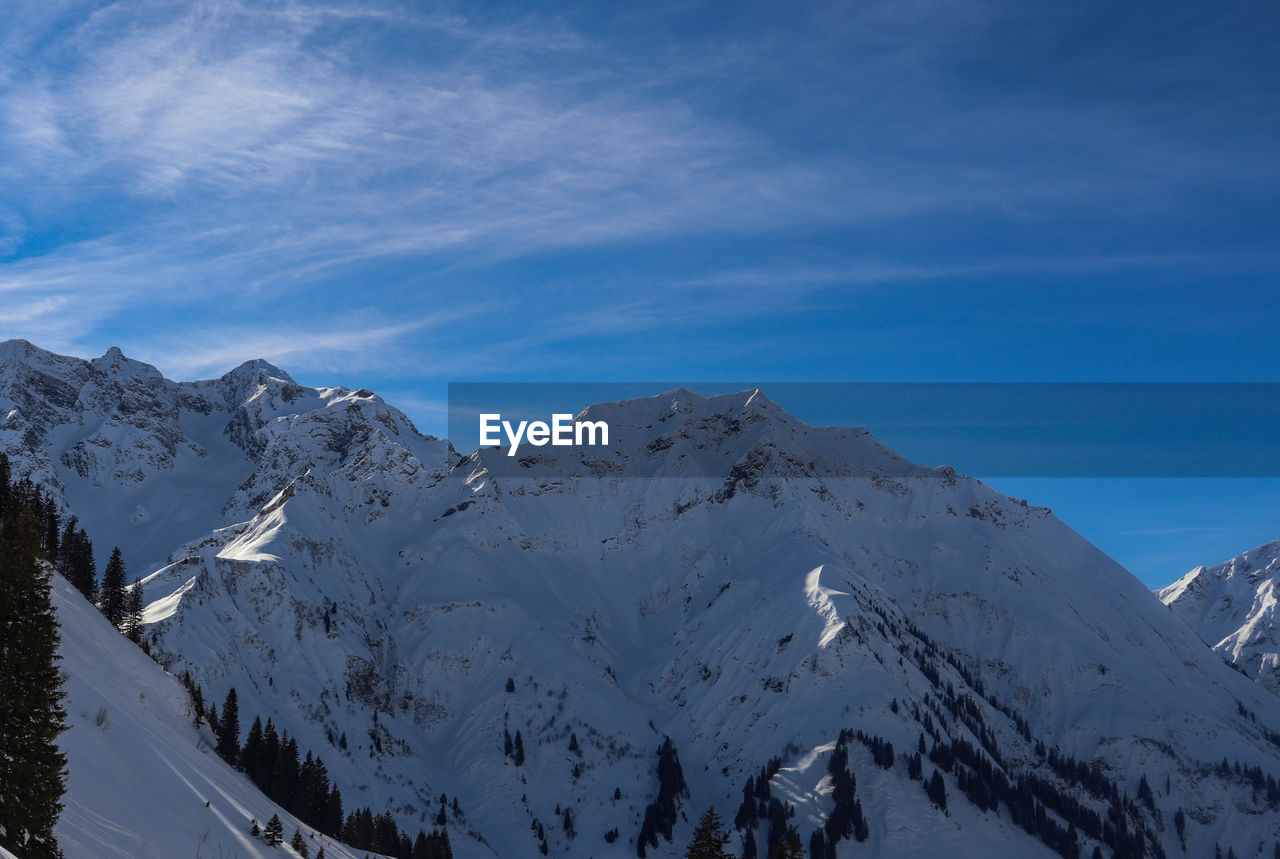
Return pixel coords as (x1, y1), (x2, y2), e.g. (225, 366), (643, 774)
(447, 382), (1280, 477)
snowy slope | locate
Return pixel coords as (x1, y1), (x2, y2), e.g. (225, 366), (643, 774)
(1157, 540), (1280, 694)
(52, 573), (379, 859)
(6, 340), (1280, 858)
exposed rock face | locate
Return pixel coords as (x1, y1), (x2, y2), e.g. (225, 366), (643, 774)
(1158, 540), (1280, 694)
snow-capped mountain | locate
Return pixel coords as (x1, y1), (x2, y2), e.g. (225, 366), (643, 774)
(1157, 541), (1280, 694)
(6, 339), (1280, 858)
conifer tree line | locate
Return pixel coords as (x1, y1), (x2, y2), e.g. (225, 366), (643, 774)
(0, 455), (144, 643)
(178, 677), (451, 858)
(0, 452), (68, 859)
(685, 805), (804, 859)
(721, 616), (1280, 859)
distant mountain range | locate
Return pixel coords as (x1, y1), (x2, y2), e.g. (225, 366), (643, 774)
(4, 338), (1280, 858)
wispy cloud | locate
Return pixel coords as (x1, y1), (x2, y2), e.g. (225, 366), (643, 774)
(1, 0), (1276, 390)
(667, 251), (1267, 292)
(0, 0), (856, 359)
(131, 310), (476, 380)
(6, 0), (1236, 283)
(3, 0), (819, 236)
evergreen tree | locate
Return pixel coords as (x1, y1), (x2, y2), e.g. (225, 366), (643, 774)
(853, 800), (869, 842)
(291, 827), (309, 856)
(514, 730), (525, 766)
(685, 807), (732, 858)
(264, 813), (284, 846)
(372, 810), (401, 854)
(809, 827), (825, 859)
(1137, 773), (1154, 811)
(56, 517), (96, 601)
(926, 770), (947, 810)
(310, 756), (333, 826)
(242, 715), (264, 780)
(637, 736), (689, 855)
(123, 578), (145, 643)
(0, 508), (68, 858)
(261, 718), (280, 779)
(273, 733), (301, 808)
(298, 751), (318, 820)
(765, 826), (805, 859)
(39, 498), (59, 559)
(183, 678), (205, 727)
(325, 785), (344, 837)
(216, 687), (240, 765)
(0, 453), (10, 520)
(99, 546), (129, 629)
(421, 828), (453, 859)
(735, 775), (757, 831)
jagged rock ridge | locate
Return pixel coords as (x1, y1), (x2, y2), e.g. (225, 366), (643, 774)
(1158, 540), (1280, 694)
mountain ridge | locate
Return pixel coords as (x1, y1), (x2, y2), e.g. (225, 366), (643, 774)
(4, 340), (1280, 858)
(1157, 540), (1280, 694)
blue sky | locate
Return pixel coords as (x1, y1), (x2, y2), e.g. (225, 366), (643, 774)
(1, 0), (1277, 585)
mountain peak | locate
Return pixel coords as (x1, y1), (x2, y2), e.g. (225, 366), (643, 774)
(470, 384), (915, 482)
(1162, 539), (1280, 597)
(1158, 539), (1280, 693)
(220, 357), (295, 385)
(0, 337), (39, 356)
(0, 338), (76, 371)
(664, 386), (779, 416)
(89, 345), (164, 381)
